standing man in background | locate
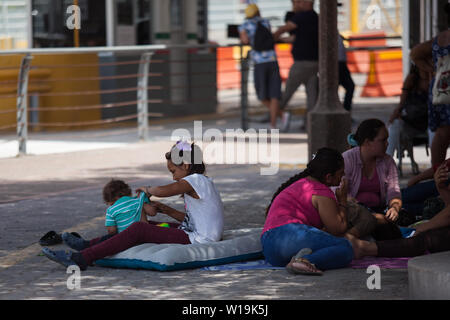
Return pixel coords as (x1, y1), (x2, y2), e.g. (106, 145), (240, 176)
(274, 0), (319, 130)
(338, 34), (355, 113)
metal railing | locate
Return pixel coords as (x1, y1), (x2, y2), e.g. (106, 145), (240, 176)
(0, 38), (402, 157)
(0, 43), (238, 156)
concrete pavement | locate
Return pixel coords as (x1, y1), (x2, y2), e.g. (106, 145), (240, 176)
(0, 99), (446, 302)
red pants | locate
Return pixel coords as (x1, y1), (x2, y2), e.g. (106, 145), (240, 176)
(81, 221), (191, 265)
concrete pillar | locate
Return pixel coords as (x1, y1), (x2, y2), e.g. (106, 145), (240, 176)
(402, 0), (410, 78)
(152, 0), (171, 44)
(185, 0), (198, 45)
(169, 0), (187, 105)
(307, 0), (351, 159)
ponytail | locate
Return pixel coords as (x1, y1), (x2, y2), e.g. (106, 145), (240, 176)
(350, 118), (385, 147)
(264, 147), (343, 218)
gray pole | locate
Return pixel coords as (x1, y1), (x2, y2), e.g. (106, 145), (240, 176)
(105, 0), (115, 47)
(240, 45), (249, 131)
(16, 54), (33, 156)
(170, 0), (187, 105)
(307, 1), (351, 159)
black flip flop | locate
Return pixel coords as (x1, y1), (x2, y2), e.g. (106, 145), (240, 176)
(39, 231), (63, 246)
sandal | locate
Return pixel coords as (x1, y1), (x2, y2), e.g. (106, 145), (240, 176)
(62, 232), (88, 251)
(286, 257), (323, 276)
(39, 231), (63, 246)
(41, 247), (77, 268)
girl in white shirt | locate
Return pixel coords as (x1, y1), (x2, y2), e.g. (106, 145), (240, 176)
(42, 141), (225, 271)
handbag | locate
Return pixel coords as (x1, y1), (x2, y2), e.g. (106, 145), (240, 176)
(432, 54), (450, 105)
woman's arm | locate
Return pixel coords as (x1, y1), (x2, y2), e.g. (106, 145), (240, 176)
(434, 163), (450, 205)
(410, 40), (434, 75)
(314, 180), (348, 236)
(313, 195), (348, 237)
(407, 167), (434, 187)
(151, 201), (186, 222)
(137, 180), (195, 198)
(415, 205), (450, 235)
(141, 203), (158, 222)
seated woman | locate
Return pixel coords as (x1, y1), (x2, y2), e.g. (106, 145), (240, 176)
(386, 63), (431, 176)
(345, 119), (403, 240)
(347, 162), (450, 259)
(261, 147), (353, 276)
(401, 158), (450, 219)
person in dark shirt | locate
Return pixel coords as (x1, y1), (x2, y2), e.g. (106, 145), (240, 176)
(274, 0), (319, 130)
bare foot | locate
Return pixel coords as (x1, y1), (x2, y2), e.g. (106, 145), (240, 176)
(344, 233), (364, 260)
(286, 258), (323, 275)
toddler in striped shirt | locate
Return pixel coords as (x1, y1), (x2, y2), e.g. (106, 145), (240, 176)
(103, 179), (157, 235)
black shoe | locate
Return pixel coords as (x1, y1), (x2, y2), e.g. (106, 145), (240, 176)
(39, 231), (63, 246)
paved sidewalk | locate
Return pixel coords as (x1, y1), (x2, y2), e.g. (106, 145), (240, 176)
(0, 100), (437, 301)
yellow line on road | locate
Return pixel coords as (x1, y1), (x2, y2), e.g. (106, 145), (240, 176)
(0, 216), (105, 269)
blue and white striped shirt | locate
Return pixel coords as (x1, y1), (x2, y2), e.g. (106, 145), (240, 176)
(105, 193), (150, 233)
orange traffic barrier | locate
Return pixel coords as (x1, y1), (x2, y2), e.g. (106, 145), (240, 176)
(361, 49), (403, 97)
(217, 44), (294, 89)
(275, 43), (293, 82)
(346, 31), (386, 73)
(216, 46), (241, 90)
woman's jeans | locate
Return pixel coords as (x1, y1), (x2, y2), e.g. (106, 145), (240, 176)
(401, 180), (439, 216)
(261, 223), (354, 270)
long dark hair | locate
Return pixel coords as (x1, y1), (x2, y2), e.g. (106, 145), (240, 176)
(348, 118), (385, 147)
(265, 147), (344, 217)
(165, 141), (206, 175)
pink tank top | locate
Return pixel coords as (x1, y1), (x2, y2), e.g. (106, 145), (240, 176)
(262, 178), (336, 234)
(356, 168), (381, 208)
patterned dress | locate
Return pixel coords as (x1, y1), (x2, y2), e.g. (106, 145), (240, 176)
(428, 37), (450, 131)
